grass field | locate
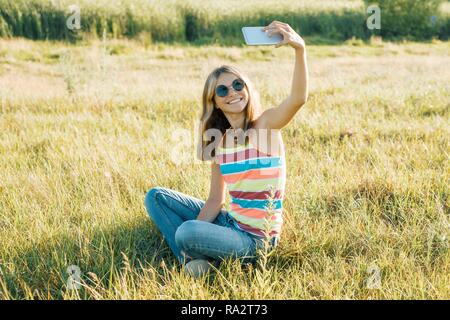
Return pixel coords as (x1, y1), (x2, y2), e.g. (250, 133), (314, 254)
(0, 36), (449, 299)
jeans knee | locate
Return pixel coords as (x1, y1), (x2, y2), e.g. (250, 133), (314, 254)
(175, 220), (199, 250)
(144, 186), (165, 214)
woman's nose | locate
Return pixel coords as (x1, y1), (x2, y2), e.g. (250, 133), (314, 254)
(227, 88), (241, 97)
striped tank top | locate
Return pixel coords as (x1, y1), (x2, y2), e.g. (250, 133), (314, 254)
(216, 136), (286, 239)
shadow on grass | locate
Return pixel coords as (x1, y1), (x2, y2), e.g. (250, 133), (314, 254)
(1, 216), (181, 299)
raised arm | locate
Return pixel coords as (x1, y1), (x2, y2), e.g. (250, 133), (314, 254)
(258, 21), (309, 130)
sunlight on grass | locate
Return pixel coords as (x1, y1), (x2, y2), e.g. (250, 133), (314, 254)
(0, 37), (449, 299)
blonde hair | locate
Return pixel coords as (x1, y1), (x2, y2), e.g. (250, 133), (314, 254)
(197, 65), (262, 161)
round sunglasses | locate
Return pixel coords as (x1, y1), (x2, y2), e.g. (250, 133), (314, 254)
(215, 78), (245, 97)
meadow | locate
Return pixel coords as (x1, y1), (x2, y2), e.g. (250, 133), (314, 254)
(0, 34), (449, 299)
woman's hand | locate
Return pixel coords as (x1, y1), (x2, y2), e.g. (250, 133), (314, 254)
(262, 21), (305, 51)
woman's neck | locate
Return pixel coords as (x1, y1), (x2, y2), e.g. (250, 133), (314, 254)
(225, 113), (245, 131)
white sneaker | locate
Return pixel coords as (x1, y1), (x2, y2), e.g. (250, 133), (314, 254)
(184, 259), (213, 278)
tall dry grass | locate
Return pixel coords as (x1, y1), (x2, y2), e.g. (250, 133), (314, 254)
(0, 37), (449, 299)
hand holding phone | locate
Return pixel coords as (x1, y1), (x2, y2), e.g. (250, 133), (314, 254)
(242, 27), (283, 46)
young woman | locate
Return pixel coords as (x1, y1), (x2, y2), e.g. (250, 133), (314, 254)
(145, 21), (308, 277)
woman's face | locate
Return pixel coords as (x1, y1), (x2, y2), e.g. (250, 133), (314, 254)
(213, 73), (249, 114)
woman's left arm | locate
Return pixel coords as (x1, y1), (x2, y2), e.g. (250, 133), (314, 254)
(258, 21), (309, 130)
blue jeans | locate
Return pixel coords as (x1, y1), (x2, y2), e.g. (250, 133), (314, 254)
(144, 186), (278, 265)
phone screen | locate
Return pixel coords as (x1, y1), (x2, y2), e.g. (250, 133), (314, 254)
(242, 27), (283, 46)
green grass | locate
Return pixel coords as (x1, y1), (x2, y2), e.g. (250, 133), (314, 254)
(0, 0), (449, 43)
(0, 37), (449, 299)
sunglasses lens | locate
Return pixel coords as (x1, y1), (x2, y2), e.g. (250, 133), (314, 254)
(233, 79), (244, 91)
(215, 79), (245, 97)
(216, 85), (228, 97)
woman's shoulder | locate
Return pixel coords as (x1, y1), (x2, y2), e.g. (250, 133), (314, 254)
(250, 116), (285, 157)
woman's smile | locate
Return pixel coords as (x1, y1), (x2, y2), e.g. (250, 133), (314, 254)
(227, 97), (243, 104)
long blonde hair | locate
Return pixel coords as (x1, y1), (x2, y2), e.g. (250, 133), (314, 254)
(197, 65), (262, 161)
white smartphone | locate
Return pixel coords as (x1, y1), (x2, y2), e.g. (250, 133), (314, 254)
(242, 26), (283, 46)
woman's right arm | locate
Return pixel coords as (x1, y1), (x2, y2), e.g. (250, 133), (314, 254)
(196, 161), (226, 223)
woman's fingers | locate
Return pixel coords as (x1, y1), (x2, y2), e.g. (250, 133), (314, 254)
(265, 27), (288, 47)
(265, 20), (289, 31)
(263, 21), (282, 31)
(265, 24), (282, 34)
(269, 20), (287, 27)
(275, 30), (289, 48)
(262, 20), (304, 50)
(266, 25), (288, 38)
(264, 21), (291, 36)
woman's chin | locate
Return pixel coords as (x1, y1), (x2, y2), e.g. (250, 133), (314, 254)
(224, 102), (247, 113)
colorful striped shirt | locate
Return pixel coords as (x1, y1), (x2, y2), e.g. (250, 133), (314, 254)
(216, 138), (286, 239)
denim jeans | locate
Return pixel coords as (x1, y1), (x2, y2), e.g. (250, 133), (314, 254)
(144, 186), (278, 265)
